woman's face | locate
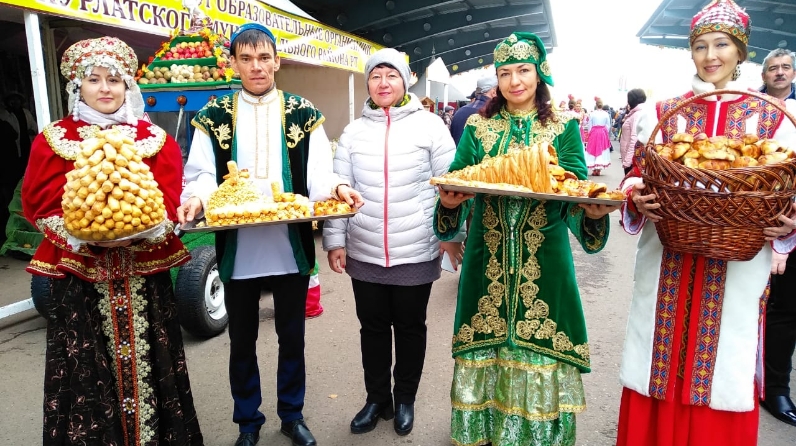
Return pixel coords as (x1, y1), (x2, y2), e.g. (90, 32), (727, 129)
(368, 66), (405, 108)
(691, 32), (742, 89)
(497, 63), (538, 111)
(80, 66), (126, 114)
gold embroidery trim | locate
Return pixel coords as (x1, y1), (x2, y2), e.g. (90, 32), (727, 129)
(466, 114), (509, 157)
(451, 400), (586, 421)
(43, 122), (166, 160)
(454, 356), (558, 372)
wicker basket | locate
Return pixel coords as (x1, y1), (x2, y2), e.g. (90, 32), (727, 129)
(641, 89), (796, 261)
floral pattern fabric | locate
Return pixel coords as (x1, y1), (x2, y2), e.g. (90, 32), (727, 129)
(42, 272), (203, 446)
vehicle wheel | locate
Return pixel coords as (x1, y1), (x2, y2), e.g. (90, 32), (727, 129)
(30, 275), (50, 318)
(174, 245), (228, 337)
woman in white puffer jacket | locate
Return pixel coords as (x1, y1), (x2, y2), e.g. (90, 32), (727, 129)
(323, 48), (462, 438)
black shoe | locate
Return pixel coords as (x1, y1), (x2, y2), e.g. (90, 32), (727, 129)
(280, 419), (317, 446)
(350, 401), (394, 434)
(234, 432), (259, 446)
(761, 395), (796, 427)
(394, 403), (414, 436)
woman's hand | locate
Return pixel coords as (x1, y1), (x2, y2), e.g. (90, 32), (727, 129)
(771, 251), (789, 275)
(327, 248), (347, 273)
(336, 185), (365, 209)
(764, 204), (796, 241)
(579, 203), (621, 219)
(439, 241), (464, 271)
(439, 188), (474, 209)
(630, 181), (662, 222)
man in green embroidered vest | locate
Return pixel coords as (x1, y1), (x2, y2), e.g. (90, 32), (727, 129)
(176, 23), (363, 446)
(434, 32), (620, 446)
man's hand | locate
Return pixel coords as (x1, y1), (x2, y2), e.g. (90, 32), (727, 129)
(327, 248), (346, 273)
(772, 252), (789, 275)
(439, 241), (464, 271)
(336, 185), (365, 209)
(176, 197), (203, 226)
(439, 188), (475, 209)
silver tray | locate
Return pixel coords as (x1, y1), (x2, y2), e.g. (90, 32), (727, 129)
(180, 212), (357, 233)
(436, 184), (625, 206)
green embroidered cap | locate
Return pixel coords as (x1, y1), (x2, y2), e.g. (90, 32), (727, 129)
(493, 32), (553, 86)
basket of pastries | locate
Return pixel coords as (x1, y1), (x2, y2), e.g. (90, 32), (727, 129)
(641, 89), (796, 261)
(431, 141), (625, 201)
(62, 129), (166, 241)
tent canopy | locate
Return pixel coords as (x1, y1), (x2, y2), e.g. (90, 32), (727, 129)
(638, 0), (796, 65)
(286, 0), (557, 75)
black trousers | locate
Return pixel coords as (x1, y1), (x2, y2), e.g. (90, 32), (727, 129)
(765, 263), (796, 397)
(351, 279), (433, 405)
(224, 273), (310, 433)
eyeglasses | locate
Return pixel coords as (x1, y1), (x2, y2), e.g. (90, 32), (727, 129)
(766, 64), (793, 72)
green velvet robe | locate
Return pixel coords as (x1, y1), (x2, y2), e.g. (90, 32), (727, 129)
(434, 109), (610, 372)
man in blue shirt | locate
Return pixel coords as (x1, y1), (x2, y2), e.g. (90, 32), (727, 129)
(759, 47), (796, 428)
(449, 74), (498, 144)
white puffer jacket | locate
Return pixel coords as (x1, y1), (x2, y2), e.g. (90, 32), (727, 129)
(322, 93), (456, 267)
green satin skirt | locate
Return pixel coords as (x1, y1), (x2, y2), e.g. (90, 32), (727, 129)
(450, 347), (585, 446)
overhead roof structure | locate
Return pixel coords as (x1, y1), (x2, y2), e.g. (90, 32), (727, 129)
(638, 0), (796, 65)
(286, 0), (557, 75)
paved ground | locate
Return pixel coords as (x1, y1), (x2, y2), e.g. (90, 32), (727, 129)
(1, 147), (794, 445)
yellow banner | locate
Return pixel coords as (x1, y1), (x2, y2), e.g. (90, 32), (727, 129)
(5, 0), (382, 73)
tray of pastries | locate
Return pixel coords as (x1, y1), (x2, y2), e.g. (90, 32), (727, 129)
(181, 161), (356, 232)
(431, 141), (625, 205)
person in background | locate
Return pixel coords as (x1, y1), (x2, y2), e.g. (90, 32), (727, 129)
(450, 74), (498, 144)
(442, 105), (455, 128)
(23, 36), (203, 445)
(619, 89), (647, 175)
(0, 110), (18, 245)
(584, 99), (611, 176)
(611, 104), (627, 140)
(436, 31), (618, 446)
(324, 47), (461, 438)
(615, 1), (796, 444)
(177, 23), (363, 446)
(759, 47), (796, 427)
(4, 92), (37, 169)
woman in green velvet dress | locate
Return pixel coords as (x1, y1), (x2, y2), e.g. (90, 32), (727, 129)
(435, 32), (620, 446)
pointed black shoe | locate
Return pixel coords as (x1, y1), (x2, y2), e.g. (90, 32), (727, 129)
(761, 395), (796, 427)
(234, 432), (259, 446)
(280, 419), (317, 446)
(350, 402), (394, 434)
(394, 403), (414, 436)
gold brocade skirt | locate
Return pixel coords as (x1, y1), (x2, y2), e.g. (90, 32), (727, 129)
(450, 346), (585, 446)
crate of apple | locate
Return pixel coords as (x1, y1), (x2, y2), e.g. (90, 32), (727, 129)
(138, 65), (225, 86)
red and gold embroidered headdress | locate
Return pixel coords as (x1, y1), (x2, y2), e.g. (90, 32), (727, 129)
(690, 0), (751, 46)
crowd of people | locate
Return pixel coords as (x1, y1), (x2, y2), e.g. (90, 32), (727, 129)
(11, 0), (796, 445)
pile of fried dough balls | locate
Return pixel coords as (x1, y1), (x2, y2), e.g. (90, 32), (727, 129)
(62, 129), (165, 241)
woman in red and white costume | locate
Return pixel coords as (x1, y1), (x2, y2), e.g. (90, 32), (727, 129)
(23, 36), (203, 445)
(616, 1), (796, 445)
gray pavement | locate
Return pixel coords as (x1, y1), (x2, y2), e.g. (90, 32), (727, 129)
(1, 146), (794, 445)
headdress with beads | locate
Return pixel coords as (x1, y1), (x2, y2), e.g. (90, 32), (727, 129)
(493, 32), (553, 86)
(60, 36), (144, 124)
(690, 0), (751, 46)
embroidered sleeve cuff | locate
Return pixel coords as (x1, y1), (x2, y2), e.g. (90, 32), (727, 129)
(582, 211), (609, 254)
(773, 230), (796, 254)
(434, 201), (463, 241)
(36, 216), (97, 257)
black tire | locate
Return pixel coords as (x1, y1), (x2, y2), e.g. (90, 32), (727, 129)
(174, 245), (228, 338)
(30, 275), (50, 318)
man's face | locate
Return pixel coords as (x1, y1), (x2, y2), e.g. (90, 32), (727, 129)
(231, 42), (280, 95)
(763, 55), (796, 92)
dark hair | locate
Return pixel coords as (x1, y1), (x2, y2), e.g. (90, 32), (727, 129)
(370, 62), (397, 75)
(231, 29), (277, 57)
(627, 88), (647, 110)
(602, 105), (610, 111)
(480, 82), (555, 127)
(568, 100), (576, 110)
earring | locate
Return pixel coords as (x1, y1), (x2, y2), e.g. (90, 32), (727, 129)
(732, 63), (741, 81)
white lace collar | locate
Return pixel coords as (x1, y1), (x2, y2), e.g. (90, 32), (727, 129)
(691, 75), (744, 101)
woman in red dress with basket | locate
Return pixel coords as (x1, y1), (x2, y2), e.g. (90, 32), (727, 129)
(616, 1), (796, 445)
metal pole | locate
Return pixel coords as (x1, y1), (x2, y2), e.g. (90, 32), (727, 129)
(41, 20), (63, 120)
(23, 11), (50, 130)
(348, 72), (355, 124)
(443, 83), (449, 108)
